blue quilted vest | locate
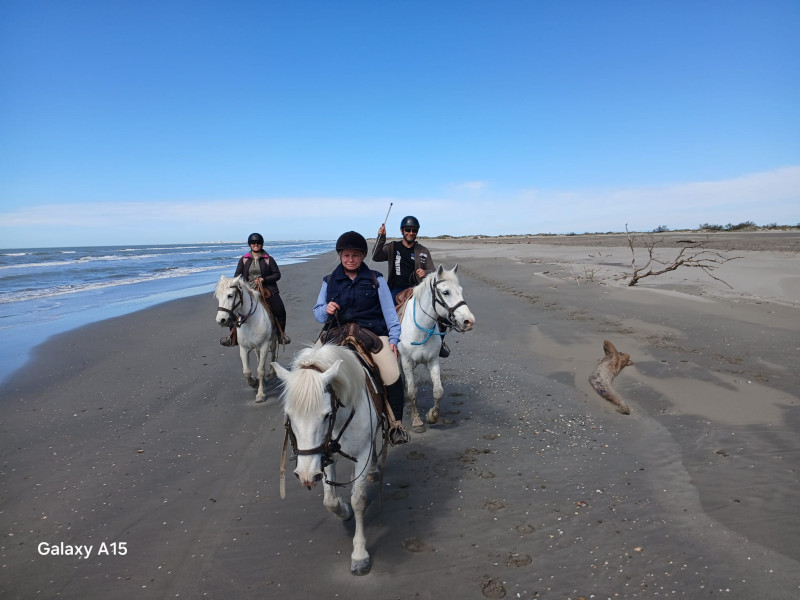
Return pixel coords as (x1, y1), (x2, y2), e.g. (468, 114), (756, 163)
(324, 263), (388, 336)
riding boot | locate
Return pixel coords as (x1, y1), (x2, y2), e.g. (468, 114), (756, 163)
(386, 380), (409, 445)
(387, 380), (404, 422)
(437, 319), (450, 358)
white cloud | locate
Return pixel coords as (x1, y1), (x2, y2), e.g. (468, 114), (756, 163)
(449, 181), (489, 192)
(1, 166), (797, 246)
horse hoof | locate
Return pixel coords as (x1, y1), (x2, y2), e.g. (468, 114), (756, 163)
(247, 379), (258, 389)
(255, 396), (267, 404)
(412, 424), (426, 433)
(427, 411), (439, 424)
(351, 558), (372, 576)
(342, 504), (354, 521)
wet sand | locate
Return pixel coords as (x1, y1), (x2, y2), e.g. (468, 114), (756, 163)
(1, 231), (799, 599)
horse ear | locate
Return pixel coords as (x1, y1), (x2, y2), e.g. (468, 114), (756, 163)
(451, 263), (459, 273)
(322, 359), (343, 386)
(436, 264), (445, 276)
(272, 362), (291, 381)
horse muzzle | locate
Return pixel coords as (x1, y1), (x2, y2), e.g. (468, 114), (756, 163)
(295, 469), (324, 489)
(453, 309), (476, 332)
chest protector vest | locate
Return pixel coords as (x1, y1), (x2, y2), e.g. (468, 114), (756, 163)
(325, 264), (388, 336)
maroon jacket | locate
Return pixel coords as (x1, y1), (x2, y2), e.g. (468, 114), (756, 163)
(234, 252), (281, 296)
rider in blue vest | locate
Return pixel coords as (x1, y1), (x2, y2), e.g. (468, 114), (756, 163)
(314, 231), (406, 437)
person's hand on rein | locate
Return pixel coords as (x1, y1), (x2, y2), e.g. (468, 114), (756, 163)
(326, 301), (340, 315)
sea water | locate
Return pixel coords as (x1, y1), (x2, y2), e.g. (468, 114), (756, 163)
(0, 240), (335, 384)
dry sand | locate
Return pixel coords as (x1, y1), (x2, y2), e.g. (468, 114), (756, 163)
(1, 231), (799, 599)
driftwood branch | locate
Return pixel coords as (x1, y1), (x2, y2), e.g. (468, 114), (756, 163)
(589, 340), (633, 414)
(625, 225), (741, 287)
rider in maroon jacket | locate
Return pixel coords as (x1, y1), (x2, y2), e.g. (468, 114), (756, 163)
(220, 232), (290, 346)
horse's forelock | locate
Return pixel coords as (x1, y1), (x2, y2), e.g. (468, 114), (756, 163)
(214, 275), (235, 298)
(282, 345), (364, 415)
(416, 266), (459, 293)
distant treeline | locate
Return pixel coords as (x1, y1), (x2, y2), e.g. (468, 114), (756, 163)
(657, 221), (798, 233)
(428, 222), (799, 239)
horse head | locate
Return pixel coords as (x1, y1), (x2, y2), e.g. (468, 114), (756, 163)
(432, 264), (475, 332)
(274, 356), (344, 489)
(214, 275), (244, 328)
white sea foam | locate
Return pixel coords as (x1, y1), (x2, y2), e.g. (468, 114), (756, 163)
(0, 265), (227, 304)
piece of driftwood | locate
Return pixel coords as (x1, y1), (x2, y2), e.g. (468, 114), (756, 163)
(589, 340), (634, 414)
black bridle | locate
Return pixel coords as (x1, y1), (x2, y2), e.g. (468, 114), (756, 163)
(428, 277), (469, 332)
(283, 366), (359, 487)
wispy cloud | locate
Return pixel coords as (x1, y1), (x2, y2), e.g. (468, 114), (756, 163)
(449, 181), (489, 192)
(1, 167), (797, 246)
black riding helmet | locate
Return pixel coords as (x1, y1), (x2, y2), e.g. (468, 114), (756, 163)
(335, 231), (368, 254)
(400, 216), (420, 229)
(248, 232), (264, 245)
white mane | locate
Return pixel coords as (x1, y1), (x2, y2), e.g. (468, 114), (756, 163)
(413, 265), (460, 295)
(280, 344), (365, 416)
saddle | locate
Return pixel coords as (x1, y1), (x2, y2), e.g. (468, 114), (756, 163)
(252, 280), (286, 340)
(317, 323), (406, 443)
(318, 322), (383, 354)
(394, 287), (414, 322)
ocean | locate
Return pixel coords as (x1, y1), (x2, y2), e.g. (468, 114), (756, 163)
(0, 240), (335, 384)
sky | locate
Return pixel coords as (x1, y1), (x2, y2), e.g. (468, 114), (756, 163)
(1, 0), (798, 248)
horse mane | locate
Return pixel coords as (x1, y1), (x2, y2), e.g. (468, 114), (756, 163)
(413, 265), (458, 295)
(280, 344), (365, 417)
(214, 274), (256, 298)
(214, 274), (238, 298)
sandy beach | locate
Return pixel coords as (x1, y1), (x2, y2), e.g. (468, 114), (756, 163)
(1, 231), (799, 599)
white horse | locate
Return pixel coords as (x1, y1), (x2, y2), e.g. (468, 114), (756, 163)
(214, 275), (278, 403)
(273, 344), (382, 575)
(398, 265), (475, 432)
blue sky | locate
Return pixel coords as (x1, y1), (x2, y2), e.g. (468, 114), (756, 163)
(1, 0), (798, 248)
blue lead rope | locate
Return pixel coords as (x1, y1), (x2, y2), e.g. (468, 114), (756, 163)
(411, 298), (445, 345)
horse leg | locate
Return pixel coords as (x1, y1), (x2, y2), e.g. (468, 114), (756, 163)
(426, 357), (444, 425)
(254, 348), (267, 403)
(349, 474), (371, 575)
(322, 464), (354, 521)
(240, 346), (257, 388)
(401, 354), (424, 432)
(267, 336), (278, 378)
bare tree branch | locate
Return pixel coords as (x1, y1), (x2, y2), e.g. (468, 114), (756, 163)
(624, 225), (742, 287)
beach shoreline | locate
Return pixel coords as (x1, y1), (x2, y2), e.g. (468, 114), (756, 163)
(1, 233), (799, 599)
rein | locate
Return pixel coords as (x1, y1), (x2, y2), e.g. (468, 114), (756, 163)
(411, 277), (468, 345)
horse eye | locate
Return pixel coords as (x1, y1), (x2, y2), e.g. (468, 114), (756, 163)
(442, 289), (450, 295)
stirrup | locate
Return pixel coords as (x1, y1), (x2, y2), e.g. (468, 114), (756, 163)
(439, 341), (450, 358)
(280, 333), (291, 345)
(388, 425), (409, 446)
(219, 336), (234, 347)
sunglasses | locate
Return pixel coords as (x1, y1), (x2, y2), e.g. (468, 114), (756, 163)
(403, 227), (419, 233)
(250, 242), (263, 245)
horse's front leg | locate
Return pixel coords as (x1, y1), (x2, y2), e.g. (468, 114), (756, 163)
(240, 346), (257, 388)
(349, 473), (371, 575)
(400, 353), (424, 432)
(426, 356), (444, 425)
(322, 462), (354, 521)
(254, 348), (267, 403)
